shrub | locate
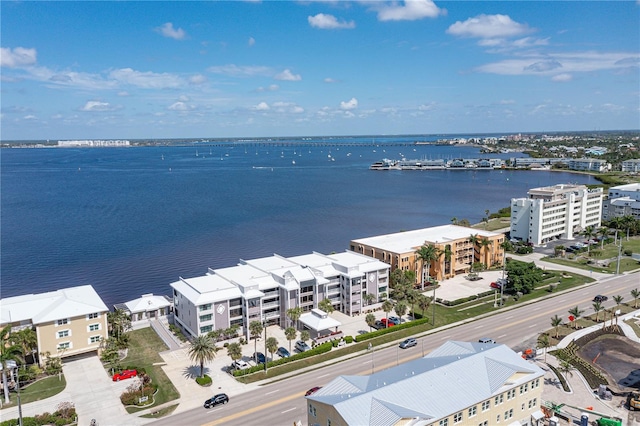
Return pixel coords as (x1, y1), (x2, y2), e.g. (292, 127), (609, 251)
(344, 336), (353, 344)
(354, 318), (430, 343)
(232, 342), (333, 377)
(624, 249), (632, 256)
(195, 375), (212, 386)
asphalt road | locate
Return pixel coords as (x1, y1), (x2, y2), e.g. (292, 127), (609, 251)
(150, 272), (640, 426)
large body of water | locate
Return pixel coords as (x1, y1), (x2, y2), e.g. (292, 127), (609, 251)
(1, 136), (597, 308)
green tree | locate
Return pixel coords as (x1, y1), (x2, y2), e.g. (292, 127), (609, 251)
(381, 300), (394, 328)
(480, 237), (493, 268)
(451, 217), (458, 226)
(286, 307), (303, 329)
(505, 260), (544, 294)
(598, 227), (609, 250)
(439, 244), (453, 277)
(365, 313), (376, 332)
(227, 342), (242, 362)
(394, 302), (407, 320)
(266, 337), (279, 361)
(582, 225), (595, 254)
(300, 330), (310, 344)
(10, 328), (37, 365)
(284, 327), (297, 352)
(568, 306), (584, 329)
(1, 325), (24, 404)
(415, 244), (439, 290)
(417, 295), (431, 320)
(550, 315), (563, 339)
(537, 334), (550, 362)
(592, 301), (603, 322)
(468, 234), (480, 272)
(318, 298), (334, 313)
(188, 334), (218, 378)
(631, 288), (639, 309)
(390, 269), (415, 301)
(613, 294), (624, 309)
(107, 309), (132, 346)
(405, 290), (418, 319)
(558, 360), (574, 383)
(363, 293), (376, 307)
(248, 321), (264, 364)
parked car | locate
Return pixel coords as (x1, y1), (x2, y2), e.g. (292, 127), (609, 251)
(593, 295), (608, 303)
(388, 316), (402, 325)
(112, 369), (137, 381)
(373, 320), (384, 330)
(399, 338), (417, 349)
(490, 281), (502, 289)
(253, 352), (266, 364)
(478, 338), (496, 344)
(276, 347), (290, 358)
(305, 386), (322, 396)
(231, 360), (249, 370)
(380, 318), (395, 328)
(295, 340), (311, 353)
(204, 393), (229, 408)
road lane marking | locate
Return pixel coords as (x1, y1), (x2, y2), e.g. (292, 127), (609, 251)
(505, 316), (513, 319)
(281, 407), (297, 414)
(498, 334), (507, 339)
(265, 390), (279, 395)
(474, 325), (484, 329)
(317, 373), (330, 378)
(204, 391), (304, 425)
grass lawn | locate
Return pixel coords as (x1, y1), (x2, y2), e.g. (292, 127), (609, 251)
(1, 374), (67, 408)
(120, 328), (180, 413)
(140, 403), (179, 419)
(624, 317), (640, 339)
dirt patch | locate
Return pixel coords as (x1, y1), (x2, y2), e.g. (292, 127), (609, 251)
(578, 335), (640, 391)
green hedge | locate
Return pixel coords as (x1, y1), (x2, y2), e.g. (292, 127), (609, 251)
(354, 318), (430, 342)
(438, 290), (495, 306)
(232, 342), (333, 377)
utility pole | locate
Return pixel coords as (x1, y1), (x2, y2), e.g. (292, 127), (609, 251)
(616, 240), (622, 275)
(263, 316), (268, 373)
(431, 285), (436, 326)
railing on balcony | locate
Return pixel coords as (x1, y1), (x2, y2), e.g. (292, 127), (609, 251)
(313, 330), (344, 345)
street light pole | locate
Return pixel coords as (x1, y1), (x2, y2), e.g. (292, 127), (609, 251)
(616, 240), (622, 275)
(431, 285), (436, 326)
(263, 317), (268, 373)
(368, 343), (374, 375)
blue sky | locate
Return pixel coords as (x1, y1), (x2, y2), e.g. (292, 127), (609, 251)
(1, 1), (639, 140)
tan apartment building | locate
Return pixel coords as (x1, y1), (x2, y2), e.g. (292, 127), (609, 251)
(0, 285), (109, 365)
(350, 225), (505, 285)
(307, 340), (545, 426)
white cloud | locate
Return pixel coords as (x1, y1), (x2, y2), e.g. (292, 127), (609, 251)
(375, 0), (444, 21)
(340, 97), (358, 110)
(207, 64), (271, 77)
(109, 68), (184, 88)
(324, 77), (337, 83)
(178, 95), (190, 102)
(80, 101), (118, 112)
(189, 74), (207, 85)
(1, 47), (37, 68)
(447, 14), (532, 39)
(291, 106), (304, 114)
(248, 37), (256, 47)
(117, 91), (130, 97)
(168, 101), (193, 111)
(308, 13), (355, 29)
(256, 84), (280, 92)
(552, 73), (573, 82)
(524, 60), (562, 72)
(254, 102), (270, 111)
(274, 69), (302, 81)
(155, 22), (187, 40)
(418, 102), (436, 111)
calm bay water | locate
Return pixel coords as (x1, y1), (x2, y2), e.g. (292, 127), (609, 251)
(1, 137), (596, 307)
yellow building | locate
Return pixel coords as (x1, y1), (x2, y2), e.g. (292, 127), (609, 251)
(350, 225), (505, 285)
(306, 341), (545, 426)
(0, 285), (109, 365)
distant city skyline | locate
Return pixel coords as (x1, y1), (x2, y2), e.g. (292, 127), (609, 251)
(1, 1), (638, 140)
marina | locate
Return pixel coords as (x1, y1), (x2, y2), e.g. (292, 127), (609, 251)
(370, 157), (506, 170)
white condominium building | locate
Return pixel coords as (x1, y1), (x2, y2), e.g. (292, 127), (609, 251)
(603, 183), (640, 220)
(170, 251), (389, 340)
(510, 184), (603, 245)
(621, 159), (640, 173)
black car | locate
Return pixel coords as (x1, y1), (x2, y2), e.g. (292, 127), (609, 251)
(593, 295), (608, 303)
(253, 352), (266, 364)
(373, 320), (384, 330)
(204, 393), (229, 408)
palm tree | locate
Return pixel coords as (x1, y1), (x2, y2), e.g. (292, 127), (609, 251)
(405, 290), (417, 319)
(394, 302), (407, 321)
(598, 227), (609, 250)
(188, 334), (218, 378)
(10, 328), (37, 365)
(480, 237), (493, 269)
(537, 334), (550, 362)
(300, 330), (310, 345)
(415, 244), (439, 290)
(451, 217), (458, 226)
(484, 209), (490, 229)
(631, 288), (640, 309)
(582, 225), (595, 254)
(468, 234), (480, 272)
(550, 315), (563, 339)
(365, 313), (376, 332)
(227, 342), (242, 362)
(381, 300), (393, 328)
(1, 325), (24, 404)
(417, 295), (431, 320)
(107, 309), (131, 343)
(286, 307), (302, 329)
(558, 360), (574, 384)
(613, 295), (624, 310)
(318, 298), (334, 313)
(568, 306), (584, 329)
(363, 293), (375, 307)
(248, 321), (264, 364)
(592, 301), (603, 322)
(284, 327), (297, 352)
(266, 337), (278, 361)
(439, 244), (453, 278)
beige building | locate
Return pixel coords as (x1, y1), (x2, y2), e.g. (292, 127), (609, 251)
(307, 341), (545, 426)
(0, 285), (109, 365)
(350, 225), (505, 285)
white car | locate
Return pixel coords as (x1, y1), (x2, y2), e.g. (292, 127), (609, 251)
(232, 360), (249, 370)
(295, 340), (311, 352)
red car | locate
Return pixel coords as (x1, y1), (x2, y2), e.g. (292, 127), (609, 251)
(305, 386), (322, 396)
(380, 318), (395, 327)
(112, 369), (137, 381)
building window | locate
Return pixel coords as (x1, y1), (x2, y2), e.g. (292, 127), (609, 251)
(56, 318), (69, 326)
(88, 324), (100, 332)
(89, 335), (101, 344)
(439, 419), (448, 426)
(308, 404), (316, 417)
(87, 312), (99, 320)
(199, 304), (212, 311)
(200, 314), (212, 322)
(482, 400), (490, 411)
(494, 394), (503, 405)
(468, 406), (477, 418)
(200, 325), (212, 333)
(453, 412), (462, 423)
(496, 414), (500, 423)
(57, 342), (71, 350)
(57, 330), (70, 338)
(327, 420), (331, 426)
(478, 422), (488, 426)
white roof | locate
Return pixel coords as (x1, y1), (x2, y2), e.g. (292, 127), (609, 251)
(0, 285), (108, 325)
(170, 275), (243, 305)
(299, 310), (342, 331)
(352, 224), (502, 253)
(124, 293), (171, 314)
(308, 341), (544, 425)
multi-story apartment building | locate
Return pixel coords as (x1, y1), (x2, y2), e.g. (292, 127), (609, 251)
(567, 158), (610, 173)
(0, 285), (109, 365)
(306, 340), (545, 426)
(170, 251), (389, 340)
(510, 184), (603, 245)
(603, 183), (640, 220)
(350, 225), (505, 284)
(621, 159), (640, 173)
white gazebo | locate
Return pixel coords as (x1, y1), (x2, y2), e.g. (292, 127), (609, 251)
(120, 293), (172, 323)
(299, 308), (343, 344)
